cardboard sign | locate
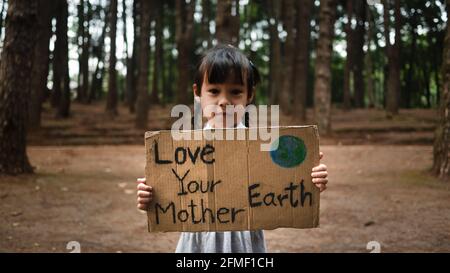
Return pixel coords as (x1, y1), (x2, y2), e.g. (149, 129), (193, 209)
(145, 126), (320, 232)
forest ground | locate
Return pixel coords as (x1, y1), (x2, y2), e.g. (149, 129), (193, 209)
(0, 102), (448, 252)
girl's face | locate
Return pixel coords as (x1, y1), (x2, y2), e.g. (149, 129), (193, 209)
(193, 72), (254, 128)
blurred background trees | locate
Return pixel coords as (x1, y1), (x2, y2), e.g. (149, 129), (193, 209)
(0, 0), (448, 178)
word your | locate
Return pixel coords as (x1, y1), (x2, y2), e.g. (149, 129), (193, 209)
(171, 169), (222, 196)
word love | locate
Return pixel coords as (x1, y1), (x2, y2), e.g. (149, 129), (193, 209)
(154, 142), (215, 165)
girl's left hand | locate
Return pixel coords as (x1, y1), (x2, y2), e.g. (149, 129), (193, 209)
(312, 152), (328, 193)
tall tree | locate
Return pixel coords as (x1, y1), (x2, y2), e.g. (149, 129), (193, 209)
(343, 0), (354, 110)
(77, 0), (91, 103)
(55, 0), (70, 118)
(383, 0), (401, 117)
(120, 0), (127, 102)
(433, 0), (450, 181)
(403, 5), (418, 109)
(135, 0), (151, 129)
(266, 0), (282, 105)
(51, 0), (67, 109)
(215, 0), (240, 46)
(352, 0), (366, 108)
(106, 0), (118, 116)
(314, 0), (336, 136)
(127, 0), (139, 113)
(29, 0), (52, 130)
(365, 5), (375, 108)
(293, 0), (313, 121)
(164, 2), (176, 104)
(77, 0), (85, 101)
(151, 0), (162, 105)
(0, 0), (6, 45)
(0, 0), (37, 174)
(175, 0), (195, 104)
(279, 0), (296, 115)
(201, 0), (212, 49)
(122, 0), (130, 106)
(353, 0), (366, 108)
(89, 3), (109, 103)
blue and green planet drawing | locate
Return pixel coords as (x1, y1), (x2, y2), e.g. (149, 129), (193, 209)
(270, 135), (307, 168)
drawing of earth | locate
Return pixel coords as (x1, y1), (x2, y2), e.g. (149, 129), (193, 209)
(270, 135), (307, 168)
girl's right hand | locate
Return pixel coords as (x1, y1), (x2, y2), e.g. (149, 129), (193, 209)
(136, 177), (153, 211)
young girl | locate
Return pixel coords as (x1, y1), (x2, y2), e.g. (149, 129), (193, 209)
(136, 44), (328, 253)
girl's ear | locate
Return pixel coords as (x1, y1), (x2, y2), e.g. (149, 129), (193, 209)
(193, 83), (200, 97)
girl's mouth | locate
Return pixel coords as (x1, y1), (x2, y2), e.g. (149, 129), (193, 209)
(213, 112), (236, 124)
(212, 112), (234, 117)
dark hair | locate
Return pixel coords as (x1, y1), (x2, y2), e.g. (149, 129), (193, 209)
(194, 44), (260, 101)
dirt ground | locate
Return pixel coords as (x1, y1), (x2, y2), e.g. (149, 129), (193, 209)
(28, 102), (437, 146)
(1, 144), (449, 253)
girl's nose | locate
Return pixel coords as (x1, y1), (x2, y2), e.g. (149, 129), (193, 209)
(218, 96), (231, 108)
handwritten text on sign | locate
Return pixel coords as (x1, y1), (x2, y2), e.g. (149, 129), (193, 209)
(145, 126), (320, 232)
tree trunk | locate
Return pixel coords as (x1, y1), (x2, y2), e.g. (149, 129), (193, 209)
(78, 0), (91, 103)
(201, 0), (212, 49)
(313, 0), (336, 136)
(366, 5), (375, 108)
(434, 55), (441, 106)
(29, 0), (52, 130)
(56, 0), (70, 118)
(135, 0), (151, 129)
(151, 0), (162, 105)
(77, 0), (85, 102)
(165, 39), (175, 103)
(403, 10), (416, 109)
(0, 0), (37, 174)
(279, 0), (296, 115)
(343, 0), (354, 110)
(159, 4), (165, 107)
(384, 0), (401, 118)
(423, 63), (432, 108)
(215, 0), (240, 46)
(122, 0), (130, 107)
(127, 0), (139, 113)
(353, 0), (366, 108)
(293, 0), (312, 121)
(433, 0), (450, 181)
(106, 0), (118, 116)
(175, 0), (195, 105)
(51, 1), (63, 108)
(90, 62), (105, 102)
(266, 0), (281, 106)
(58, 69), (71, 118)
(0, 0), (6, 45)
(88, 3), (109, 103)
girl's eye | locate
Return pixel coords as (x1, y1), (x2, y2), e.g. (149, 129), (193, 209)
(208, 89), (220, 95)
(231, 89), (243, 96)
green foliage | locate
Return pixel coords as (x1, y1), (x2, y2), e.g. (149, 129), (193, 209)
(0, 0), (445, 109)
